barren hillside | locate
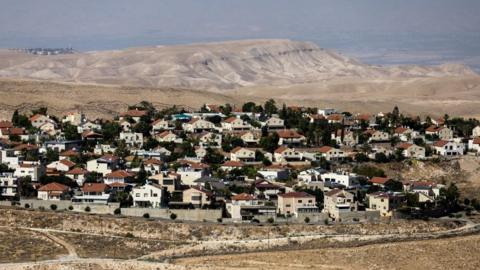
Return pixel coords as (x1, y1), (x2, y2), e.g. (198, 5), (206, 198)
(0, 40), (476, 90)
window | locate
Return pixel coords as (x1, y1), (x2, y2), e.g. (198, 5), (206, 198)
(136, 193), (140, 197)
(298, 200), (302, 203)
(153, 193), (158, 197)
(286, 204), (291, 207)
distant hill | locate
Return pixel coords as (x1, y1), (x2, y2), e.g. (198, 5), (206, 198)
(0, 39), (476, 90)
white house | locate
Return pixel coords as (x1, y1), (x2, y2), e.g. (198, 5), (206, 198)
(0, 173), (18, 199)
(73, 183), (111, 204)
(197, 132), (222, 148)
(397, 143), (426, 159)
(151, 119), (174, 133)
(331, 130), (358, 147)
(426, 126), (453, 140)
(221, 117), (251, 131)
(277, 130), (306, 146)
(468, 137), (480, 153)
(62, 111), (85, 126)
(37, 182), (70, 201)
(230, 147), (256, 162)
(65, 167), (89, 186)
(47, 159), (76, 172)
(30, 114), (53, 128)
(433, 140), (464, 156)
(317, 146), (346, 161)
(238, 131), (260, 145)
(131, 183), (164, 208)
(155, 131), (182, 143)
(86, 155), (119, 176)
(323, 189), (357, 220)
(264, 116), (285, 130)
(321, 171), (360, 188)
(274, 146), (302, 163)
(366, 130), (390, 142)
(182, 118), (215, 133)
(120, 132), (144, 148)
(14, 163), (43, 182)
(472, 126), (480, 138)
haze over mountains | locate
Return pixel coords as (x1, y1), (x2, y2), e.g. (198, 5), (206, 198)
(0, 39), (476, 90)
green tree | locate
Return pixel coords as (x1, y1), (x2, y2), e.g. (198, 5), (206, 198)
(242, 102), (256, 112)
(260, 132), (279, 153)
(45, 149), (59, 163)
(264, 99), (278, 116)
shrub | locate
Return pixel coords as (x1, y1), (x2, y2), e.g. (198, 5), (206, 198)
(170, 213), (177, 220)
(267, 217), (274, 224)
(50, 204), (57, 211)
(324, 218), (329, 225)
(304, 217), (310, 224)
(125, 232), (134, 238)
(143, 213), (150, 219)
(217, 218), (223, 223)
(68, 205), (74, 211)
(114, 208), (121, 215)
(24, 203), (30, 209)
(251, 218), (260, 223)
(38, 206), (45, 211)
(85, 206), (91, 212)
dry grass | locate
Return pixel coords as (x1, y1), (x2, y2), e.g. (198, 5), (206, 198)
(175, 234), (480, 270)
(0, 228), (67, 263)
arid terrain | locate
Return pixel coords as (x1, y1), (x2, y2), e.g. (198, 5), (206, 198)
(0, 207), (479, 270)
(0, 39), (480, 119)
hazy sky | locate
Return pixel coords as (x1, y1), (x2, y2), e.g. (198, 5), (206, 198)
(1, 0), (480, 69)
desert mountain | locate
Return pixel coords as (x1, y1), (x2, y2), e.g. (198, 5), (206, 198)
(0, 39), (476, 90)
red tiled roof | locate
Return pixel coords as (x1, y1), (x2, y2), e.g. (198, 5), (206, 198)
(109, 182), (129, 188)
(318, 146), (333, 153)
(144, 159), (163, 166)
(105, 170), (133, 179)
(369, 177), (389, 185)
(433, 140), (449, 147)
(60, 149), (79, 157)
(394, 127), (409, 134)
(224, 117), (238, 123)
(276, 130), (303, 139)
(13, 144), (37, 151)
(274, 146), (290, 154)
(121, 110), (147, 118)
(66, 167), (88, 175)
(222, 160), (244, 167)
(473, 137), (480, 145)
(82, 183), (109, 193)
(426, 126), (438, 133)
(278, 191), (314, 198)
(397, 143), (413, 149)
(29, 114), (46, 122)
(59, 159), (76, 168)
(325, 188), (343, 197)
(38, 182), (69, 192)
(231, 193), (255, 201)
(327, 114), (343, 121)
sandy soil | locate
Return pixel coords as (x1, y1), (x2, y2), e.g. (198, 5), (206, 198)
(175, 234), (480, 270)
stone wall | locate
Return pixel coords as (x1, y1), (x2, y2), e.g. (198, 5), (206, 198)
(19, 199), (120, 215)
(337, 210), (380, 223)
(120, 207), (222, 222)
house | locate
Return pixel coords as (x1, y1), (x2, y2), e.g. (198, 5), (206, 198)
(468, 137), (480, 153)
(367, 192), (405, 217)
(73, 183), (112, 204)
(62, 111), (85, 126)
(472, 126), (480, 138)
(426, 126), (453, 140)
(323, 189), (356, 220)
(237, 131), (260, 145)
(0, 173), (18, 199)
(317, 146), (345, 161)
(77, 121), (102, 134)
(326, 114), (343, 124)
(39, 122), (58, 136)
(182, 118), (215, 133)
(176, 161), (210, 186)
(226, 193), (276, 220)
(14, 163), (44, 182)
(86, 155), (119, 176)
(65, 167), (89, 186)
(120, 132), (144, 148)
(277, 130), (306, 146)
(433, 140), (464, 156)
(393, 127), (419, 142)
(194, 146), (207, 159)
(0, 149), (21, 169)
(151, 119), (174, 133)
(254, 179), (285, 200)
(59, 149), (79, 160)
(182, 187), (213, 208)
(396, 143), (426, 159)
(148, 173), (181, 193)
(30, 114), (52, 128)
(264, 116), (285, 130)
(368, 177), (390, 187)
(131, 183), (164, 208)
(220, 160), (245, 172)
(257, 165), (290, 181)
(120, 109), (147, 123)
(0, 127), (27, 140)
(104, 170), (134, 185)
(331, 130), (358, 147)
(221, 117), (251, 131)
(44, 140), (82, 152)
(365, 130), (390, 142)
(155, 131), (181, 143)
(197, 132), (222, 148)
(404, 181), (442, 202)
(47, 159), (76, 172)
(277, 192), (317, 217)
(318, 108), (336, 116)
(143, 159), (163, 175)
(321, 171), (360, 188)
(274, 146), (302, 163)
(230, 147), (256, 163)
(37, 182), (70, 200)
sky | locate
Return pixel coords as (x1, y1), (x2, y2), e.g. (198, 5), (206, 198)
(1, 0), (480, 69)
